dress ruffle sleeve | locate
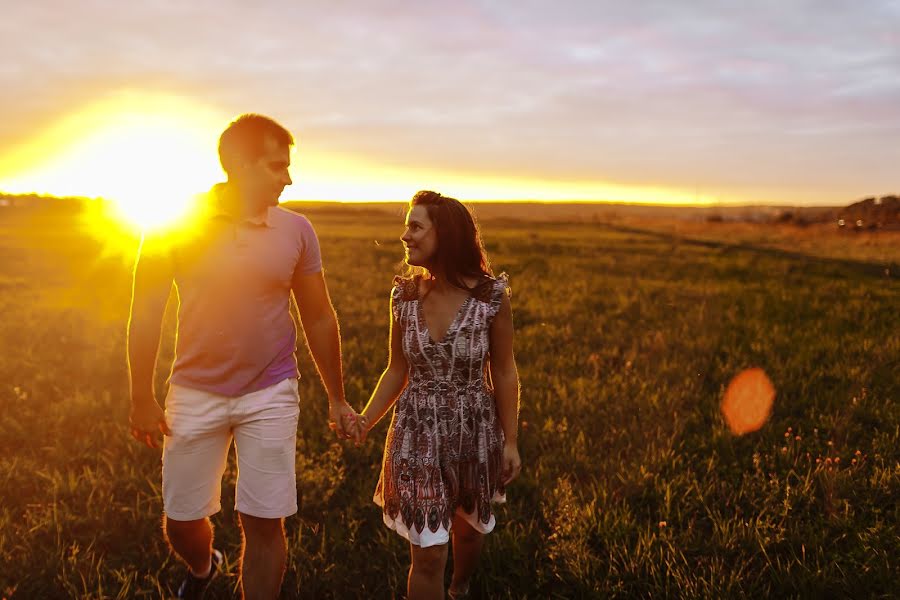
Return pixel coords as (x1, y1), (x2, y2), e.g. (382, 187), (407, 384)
(486, 272), (509, 321)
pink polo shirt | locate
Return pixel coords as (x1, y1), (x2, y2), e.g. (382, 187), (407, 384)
(159, 187), (322, 396)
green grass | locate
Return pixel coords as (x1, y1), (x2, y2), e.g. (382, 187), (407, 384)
(0, 205), (898, 599)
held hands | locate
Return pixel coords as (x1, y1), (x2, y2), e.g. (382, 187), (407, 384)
(352, 412), (371, 445)
(327, 399), (371, 446)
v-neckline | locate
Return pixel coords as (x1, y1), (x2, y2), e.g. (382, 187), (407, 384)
(418, 293), (471, 346)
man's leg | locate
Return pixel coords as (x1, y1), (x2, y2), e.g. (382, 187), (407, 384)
(408, 542), (449, 600)
(231, 378), (300, 599)
(164, 517), (215, 576)
(448, 514), (485, 597)
(161, 384), (231, 582)
(238, 513), (287, 600)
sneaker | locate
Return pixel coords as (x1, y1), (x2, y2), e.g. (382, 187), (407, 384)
(176, 549), (223, 599)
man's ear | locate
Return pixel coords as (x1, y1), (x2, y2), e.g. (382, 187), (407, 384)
(222, 150), (250, 174)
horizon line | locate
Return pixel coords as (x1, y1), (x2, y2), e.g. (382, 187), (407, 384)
(0, 189), (883, 210)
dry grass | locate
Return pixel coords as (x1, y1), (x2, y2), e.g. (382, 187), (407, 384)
(0, 204), (897, 599)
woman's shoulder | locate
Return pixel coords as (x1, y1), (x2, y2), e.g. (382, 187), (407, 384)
(471, 272), (509, 303)
(392, 274), (421, 302)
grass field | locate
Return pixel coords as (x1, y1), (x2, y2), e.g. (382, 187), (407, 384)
(0, 202), (898, 598)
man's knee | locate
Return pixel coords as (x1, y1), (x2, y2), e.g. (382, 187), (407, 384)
(164, 516), (210, 541)
(411, 544), (448, 578)
(238, 513), (285, 543)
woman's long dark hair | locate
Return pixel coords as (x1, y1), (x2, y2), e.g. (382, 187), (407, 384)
(408, 190), (493, 290)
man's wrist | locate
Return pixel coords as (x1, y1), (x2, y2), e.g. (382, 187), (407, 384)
(130, 392), (157, 407)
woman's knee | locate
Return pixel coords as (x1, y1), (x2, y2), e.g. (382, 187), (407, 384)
(451, 515), (483, 545)
(411, 544), (448, 577)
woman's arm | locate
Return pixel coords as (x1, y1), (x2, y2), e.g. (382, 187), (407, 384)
(489, 292), (521, 484)
(358, 295), (409, 441)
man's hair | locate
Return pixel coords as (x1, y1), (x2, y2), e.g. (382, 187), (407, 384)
(218, 114), (294, 174)
(408, 190), (493, 290)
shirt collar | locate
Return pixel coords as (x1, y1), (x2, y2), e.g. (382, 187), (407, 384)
(207, 182), (272, 227)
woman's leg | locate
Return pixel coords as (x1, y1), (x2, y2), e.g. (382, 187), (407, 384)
(409, 542), (449, 600)
(449, 514), (484, 596)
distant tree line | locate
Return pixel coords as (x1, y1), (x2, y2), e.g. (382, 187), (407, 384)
(0, 192), (92, 212)
(833, 195), (900, 230)
(751, 194), (900, 230)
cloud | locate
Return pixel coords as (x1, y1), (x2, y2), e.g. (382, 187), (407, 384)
(1, 0), (898, 202)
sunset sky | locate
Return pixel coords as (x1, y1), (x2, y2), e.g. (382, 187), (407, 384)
(1, 1), (898, 207)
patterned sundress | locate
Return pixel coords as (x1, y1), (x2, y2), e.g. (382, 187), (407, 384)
(373, 273), (510, 547)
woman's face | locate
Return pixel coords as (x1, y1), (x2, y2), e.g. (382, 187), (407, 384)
(401, 205), (438, 267)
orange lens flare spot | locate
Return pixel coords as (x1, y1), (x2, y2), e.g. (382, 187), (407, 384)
(721, 368), (775, 435)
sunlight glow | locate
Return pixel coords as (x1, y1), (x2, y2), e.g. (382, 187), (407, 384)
(0, 89), (722, 213)
(292, 152), (719, 204)
(0, 90), (227, 230)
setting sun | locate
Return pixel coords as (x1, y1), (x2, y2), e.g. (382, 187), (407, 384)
(0, 89), (724, 215)
(0, 91), (227, 230)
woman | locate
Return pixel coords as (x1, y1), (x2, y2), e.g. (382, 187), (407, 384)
(355, 190), (521, 599)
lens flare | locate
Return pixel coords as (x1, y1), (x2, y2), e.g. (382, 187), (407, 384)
(721, 368), (775, 435)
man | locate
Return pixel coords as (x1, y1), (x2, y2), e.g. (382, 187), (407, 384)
(127, 114), (357, 599)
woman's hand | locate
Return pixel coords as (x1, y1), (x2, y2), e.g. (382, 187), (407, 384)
(352, 413), (372, 446)
(328, 399), (359, 441)
(501, 442), (522, 485)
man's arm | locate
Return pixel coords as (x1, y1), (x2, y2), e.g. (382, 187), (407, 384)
(291, 270), (355, 437)
(127, 236), (174, 448)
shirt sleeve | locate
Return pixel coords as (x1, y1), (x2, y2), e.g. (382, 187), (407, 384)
(136, 230), (174, 267)
(296, 215), (323, 275)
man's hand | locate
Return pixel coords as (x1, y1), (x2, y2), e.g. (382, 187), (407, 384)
(129, 398), (171, 449)
(328, 399), (359, 441)
(351, 412), (372, 446)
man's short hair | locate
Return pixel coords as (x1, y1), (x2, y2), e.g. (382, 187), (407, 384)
(218, 114), (294, 174)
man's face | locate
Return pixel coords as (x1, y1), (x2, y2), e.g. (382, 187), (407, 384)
(238, 135), (292, 207)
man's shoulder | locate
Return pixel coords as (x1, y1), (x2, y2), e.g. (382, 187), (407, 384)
(270, 206), (316, 232)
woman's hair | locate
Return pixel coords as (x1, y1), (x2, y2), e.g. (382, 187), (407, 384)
(408, 190), (493, 289)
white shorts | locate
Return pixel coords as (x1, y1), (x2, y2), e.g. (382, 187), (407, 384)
(162, 377), (300, 521)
